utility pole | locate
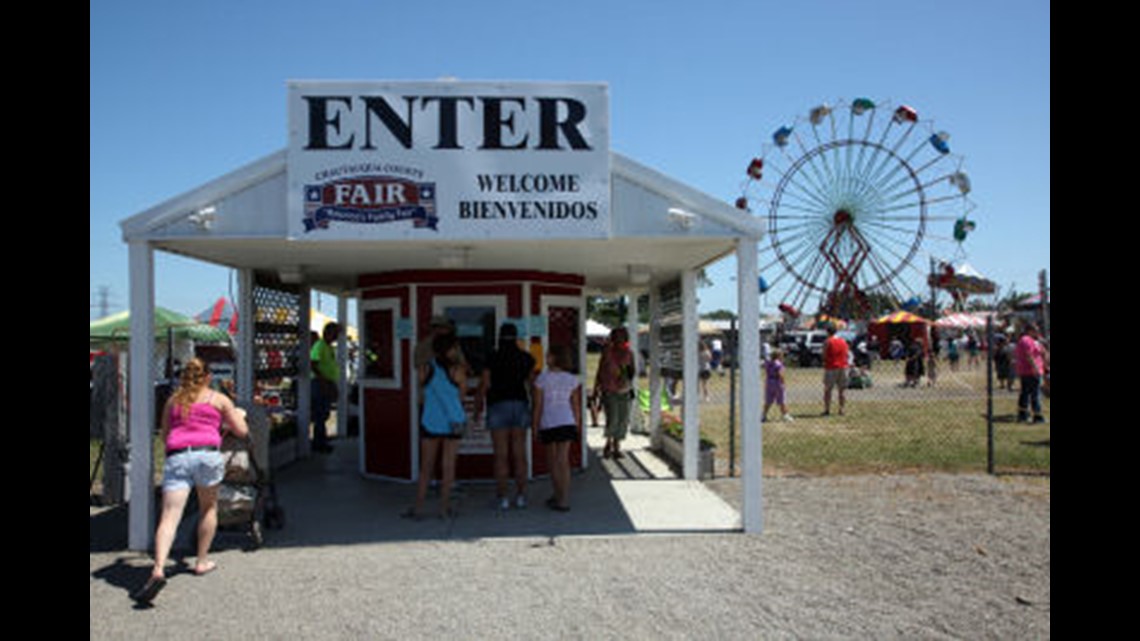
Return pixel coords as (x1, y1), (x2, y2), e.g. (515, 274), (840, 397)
(92, 285), (112, 319)
(1038, 269), (1049, 339)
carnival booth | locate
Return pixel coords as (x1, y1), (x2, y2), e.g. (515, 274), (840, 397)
(118, 80), (768, 547)
(358, 269), (588, 480)
(868, 310), (930, 358)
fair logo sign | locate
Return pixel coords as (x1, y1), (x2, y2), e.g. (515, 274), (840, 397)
(304, 176), (437, 232)
(287, 81), (610, 241)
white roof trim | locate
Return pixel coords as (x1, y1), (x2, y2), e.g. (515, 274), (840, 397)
(611, 152), (763, 239)
(119, 148), (760, 241)
(120, 150), (287, 239)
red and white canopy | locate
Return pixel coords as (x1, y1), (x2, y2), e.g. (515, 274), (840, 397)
(933, 312), (993, 329)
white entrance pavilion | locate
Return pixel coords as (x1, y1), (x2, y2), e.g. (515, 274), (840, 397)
(119, 81), (764, 550)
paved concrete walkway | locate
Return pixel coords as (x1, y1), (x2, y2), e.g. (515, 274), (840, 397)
(255, 426), (739, 547)
(91, 426), (739, 552)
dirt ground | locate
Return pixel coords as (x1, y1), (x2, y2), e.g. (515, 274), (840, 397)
(91, 471), (1049, 639)
(702, 472), (1051, 638)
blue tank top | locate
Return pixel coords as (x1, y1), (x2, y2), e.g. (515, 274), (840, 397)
(421, 360), (468, 436)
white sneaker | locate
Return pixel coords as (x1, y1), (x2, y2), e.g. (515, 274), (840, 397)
(514, 495), (527, 509)
(783, 414), (794, 422)
(498, 497), (510, 511)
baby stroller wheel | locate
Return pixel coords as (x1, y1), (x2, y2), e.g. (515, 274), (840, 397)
(249, 520), (264, 549)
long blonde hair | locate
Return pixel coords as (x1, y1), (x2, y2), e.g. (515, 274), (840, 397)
(171, 358), (210, 417)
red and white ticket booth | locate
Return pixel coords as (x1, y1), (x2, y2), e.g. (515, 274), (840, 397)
(357, 269), (587, 481)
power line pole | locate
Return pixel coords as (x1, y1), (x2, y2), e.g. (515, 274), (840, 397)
(92, 285), (112, 319)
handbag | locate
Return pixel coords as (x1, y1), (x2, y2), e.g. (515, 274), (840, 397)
(423, 361), (469, 436)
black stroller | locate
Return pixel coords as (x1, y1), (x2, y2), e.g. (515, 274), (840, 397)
(216, 404), (285, 549)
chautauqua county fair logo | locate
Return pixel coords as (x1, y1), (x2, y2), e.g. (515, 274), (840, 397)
(304, 175), (438, 232)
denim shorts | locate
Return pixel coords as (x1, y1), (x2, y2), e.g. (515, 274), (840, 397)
(162, 450), (225, 492)
(485, 400), (531, 430)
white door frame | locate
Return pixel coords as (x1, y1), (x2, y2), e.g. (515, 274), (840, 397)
(539, 295), (588, 469)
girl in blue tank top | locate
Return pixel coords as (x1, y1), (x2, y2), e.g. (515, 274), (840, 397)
(405, 334), (468, 520)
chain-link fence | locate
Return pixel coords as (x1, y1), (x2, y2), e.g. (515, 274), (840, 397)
(698, 324), (1050, 477)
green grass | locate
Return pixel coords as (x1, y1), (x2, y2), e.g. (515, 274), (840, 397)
(589, 353), (1050, 476)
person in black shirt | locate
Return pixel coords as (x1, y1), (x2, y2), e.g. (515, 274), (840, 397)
(477, 323), (536, 510)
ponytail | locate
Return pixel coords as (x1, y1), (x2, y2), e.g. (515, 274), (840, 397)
(170, 358), (209, 417)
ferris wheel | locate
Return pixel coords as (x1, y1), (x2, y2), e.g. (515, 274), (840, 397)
(738, 98), (977, 320)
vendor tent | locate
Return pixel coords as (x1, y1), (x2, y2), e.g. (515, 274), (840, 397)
(934, 312), (990, 329)
(194, 297), (239, 334)
(868, 310), (929, 358)
(90, 307), (232, 345)
(873, 311), (929, 324)
(585, 319), (611, 338)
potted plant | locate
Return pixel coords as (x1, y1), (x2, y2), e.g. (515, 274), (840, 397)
(656, 413), (716, 479)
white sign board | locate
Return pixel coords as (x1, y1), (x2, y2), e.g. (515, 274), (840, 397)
(287, 81), (610, 240)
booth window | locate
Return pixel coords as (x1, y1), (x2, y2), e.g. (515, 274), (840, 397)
(446, 306), (497, 376)
(363, 307), (396, 382)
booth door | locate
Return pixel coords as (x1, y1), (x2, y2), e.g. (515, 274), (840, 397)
(361, 296), (412, 479)
(432, 296), (508, 479)
(533, 296), (586, 475)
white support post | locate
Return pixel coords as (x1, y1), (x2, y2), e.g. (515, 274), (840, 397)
(648, 285), (662, 446)
(737, 239), (764, 533)
(681, 269), (699, 479)
(409, 285), (420, 482)
(336, 295), (349, 442)
(626, 294), (639, 371)
(236, 269), (255, 405)
(298, 287), (312, 456)
(127, 241), (155, 551)
(626, 294), (641, 434)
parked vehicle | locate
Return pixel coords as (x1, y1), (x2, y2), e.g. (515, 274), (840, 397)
(779, 330), (828, 367)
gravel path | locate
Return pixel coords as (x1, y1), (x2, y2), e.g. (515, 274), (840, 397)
(90, 473), (1048, 639)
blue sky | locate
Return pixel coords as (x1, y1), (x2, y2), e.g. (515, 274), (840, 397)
(91, 0), (1049, 320)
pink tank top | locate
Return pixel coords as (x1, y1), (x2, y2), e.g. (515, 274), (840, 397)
(166, 392), (223, 450)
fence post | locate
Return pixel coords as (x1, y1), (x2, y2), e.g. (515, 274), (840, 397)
(986, 316), (994, 474)
(94, 353), (129, 504)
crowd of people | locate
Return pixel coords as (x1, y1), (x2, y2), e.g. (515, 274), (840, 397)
(886, 323), (1051, 423)
(398, 320), (638, 519)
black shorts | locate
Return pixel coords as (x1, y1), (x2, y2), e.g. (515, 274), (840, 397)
(538, 425), (579, 444)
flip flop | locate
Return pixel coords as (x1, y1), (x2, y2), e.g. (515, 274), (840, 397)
(131, 576), (166, 604)
(399, 507), (424, 521)
(194, 561), (217, 576)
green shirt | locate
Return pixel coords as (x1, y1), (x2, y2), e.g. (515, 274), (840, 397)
(311, 339), (339, 382)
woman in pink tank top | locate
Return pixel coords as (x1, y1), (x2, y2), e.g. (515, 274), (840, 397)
(133, 358), (249, 604)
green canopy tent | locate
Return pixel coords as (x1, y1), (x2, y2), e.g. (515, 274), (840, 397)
(90, 307), (232, 344)
(90, 307), (232, 379)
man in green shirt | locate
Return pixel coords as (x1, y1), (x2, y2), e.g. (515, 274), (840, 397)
(311, 322), (340, 453)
